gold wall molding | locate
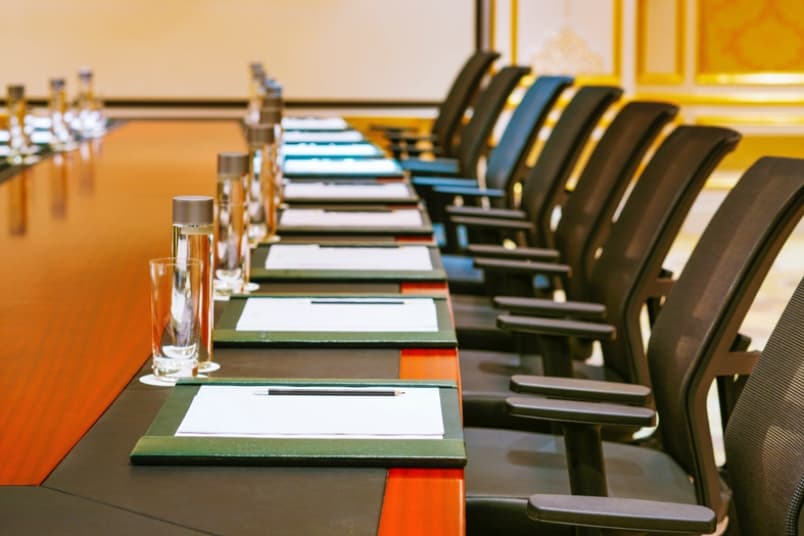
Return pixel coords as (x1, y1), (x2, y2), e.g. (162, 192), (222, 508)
(636, 0), (685, 85)
(696, 0), (804, 85)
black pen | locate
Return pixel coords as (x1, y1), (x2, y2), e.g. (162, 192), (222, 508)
(310, 299), (405, 305)
(256, 389), (402, 397)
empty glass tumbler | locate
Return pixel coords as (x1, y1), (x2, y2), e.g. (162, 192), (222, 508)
(149, 257), (203, 380)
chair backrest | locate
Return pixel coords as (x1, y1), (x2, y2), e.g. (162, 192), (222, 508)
(483, 75), (573, 195)
(646, 156), (804, 519)
(589, 126), (740, 387)
(726, 275), (804, 536)
(518, 85), (623, 248)
(554, 101), (679, 301)
(456, 65), (531, 179)
(431, 50), (500, 157)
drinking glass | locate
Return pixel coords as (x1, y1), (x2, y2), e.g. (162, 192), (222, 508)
(214, 200), (250, 295)
(149, 257), (202, 381)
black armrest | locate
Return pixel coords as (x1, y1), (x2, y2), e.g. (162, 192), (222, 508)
(528, 495), (716, 534)
(497, 314), (616, 340)
(451, 216), (534, 232)
(432, 186), (505, 198)
(386, 132), (438, 144)
(411, 176), (478, 188)
(474, 257), (570, 276)
(446, 205), (526, 220)
(506, 396), (655, 427)
(466, 244), (559, 261)
(493, 297), (606, 320)
(510, 375), (651, 405)
(389, 143), (434, 156)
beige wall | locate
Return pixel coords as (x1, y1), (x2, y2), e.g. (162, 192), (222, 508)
(4, 0), (474, 101)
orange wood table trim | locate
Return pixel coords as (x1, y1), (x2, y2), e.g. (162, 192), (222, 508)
(379, 283), (465, 536)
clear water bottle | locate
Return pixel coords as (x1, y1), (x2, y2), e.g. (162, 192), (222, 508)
(48, 78), (74, 151)
(215, 152), (250, 293)
(259, 106), (285, 208)
(245, 123), (277, 243)
(172, 195), (216, 372)
(246, 62), (265, 125)
(6, 84), (33, 163)
(75, 68), (105, 138)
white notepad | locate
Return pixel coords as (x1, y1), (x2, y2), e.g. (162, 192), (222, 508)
(280, 208), (423, 228)
(283, 131), (364, 143)
(284, 182), (410, 199)
(282, 143), (380, 157)
(283, 158), (402, 175)
(235, 296), (439, 332)
(265, 245), (433, 271)
(282, 117), (349, 131)
(176, 384), (444, 439)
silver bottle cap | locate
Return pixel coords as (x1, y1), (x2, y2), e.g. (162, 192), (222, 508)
(50, 78), (66, 90)
(78, 68), (93, 81)
(217, 152), (249, 175)
(173, 195), (213, 225)
(246, 124), (275, 145)
(7, 84), (25, 99)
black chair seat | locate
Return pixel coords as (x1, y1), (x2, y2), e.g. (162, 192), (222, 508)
(465, 427), (698, 536)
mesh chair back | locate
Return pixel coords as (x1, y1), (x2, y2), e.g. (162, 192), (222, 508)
(519, 86), (622, 248)
(589, 126), (740, 386)
(647, 157), (804, 516)
(726, 277), (804, 536)
(483, 76), (573, 200)
(432, 50), (500, 157)
(554, 101), (678, 301)
(456, 66), (530, 179)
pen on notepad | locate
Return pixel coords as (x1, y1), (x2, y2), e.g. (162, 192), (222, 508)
(310, 299), (404, 305)
(256, 389), (403, 397)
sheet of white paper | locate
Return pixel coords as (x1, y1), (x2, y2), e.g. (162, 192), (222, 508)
(283, 131), (364, 143)
(265, 245), (433, 271)
(30, 116), (52, 129)
(0, 146), (10, 156)
(280, 209), (422, 228)
(176, 384), (444, 439)
(281, 117), (348, 131)
(284, 158), (401, 175)
(282, 143), (380, 157)
(30, 131), (52, 144)
(0, 132), (9, 143)
(235, 296), (439, 332)
(284, 182), (410, 199)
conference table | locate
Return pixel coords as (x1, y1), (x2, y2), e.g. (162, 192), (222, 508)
(0, 120), (464, 534)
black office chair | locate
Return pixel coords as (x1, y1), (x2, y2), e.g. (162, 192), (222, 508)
(409, 75), (573, 238)
(378, 50), (500, 159)
(458, 125), (740, 430)
(529, 274), (804, 535)
(442, 100), (678, 301)
(465, 156), (804, 536)
(401, 65), (530, 180)
(424, 85), (622, 254)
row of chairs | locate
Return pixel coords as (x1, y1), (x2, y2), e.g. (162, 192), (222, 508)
(382, 51), (803, 535)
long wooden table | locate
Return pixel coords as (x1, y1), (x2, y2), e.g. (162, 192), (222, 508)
(0, 121), (464, 534)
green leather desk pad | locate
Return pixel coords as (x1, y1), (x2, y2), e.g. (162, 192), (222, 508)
(213, 294), (456, 347)
(277, 205), (433, 236)
(283, 179), (419, 205)
(130, 378), (465, 468)
(250, 243), (446, 282)
(282, 158), (404, 179)
(283, 143), (385, 159)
